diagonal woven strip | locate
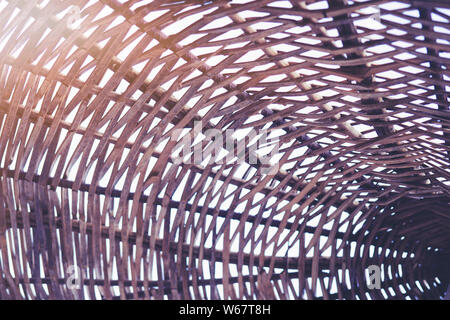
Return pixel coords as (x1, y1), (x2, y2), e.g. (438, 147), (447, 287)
(0, 0), (449, 300)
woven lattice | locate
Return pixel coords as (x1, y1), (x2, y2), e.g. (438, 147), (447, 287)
(0, 0), (449, 300)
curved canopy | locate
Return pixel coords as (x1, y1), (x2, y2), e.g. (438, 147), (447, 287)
(0, 0), (448, 299)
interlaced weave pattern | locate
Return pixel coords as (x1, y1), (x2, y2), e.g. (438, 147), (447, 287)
(0, 0), (449, 300)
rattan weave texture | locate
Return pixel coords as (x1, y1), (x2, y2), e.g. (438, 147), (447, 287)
(0, 0), (449, 300)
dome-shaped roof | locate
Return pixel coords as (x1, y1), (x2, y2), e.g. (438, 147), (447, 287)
(0, 0), (448, 300)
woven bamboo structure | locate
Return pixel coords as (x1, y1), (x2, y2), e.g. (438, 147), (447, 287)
(0, 0), (448, 300)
